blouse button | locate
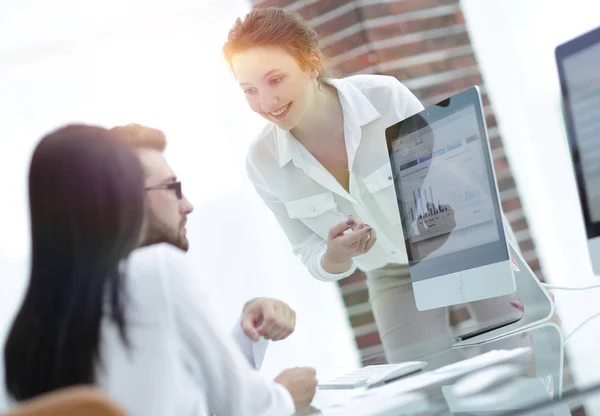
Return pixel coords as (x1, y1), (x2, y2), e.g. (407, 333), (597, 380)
(388, 176), (393, 180)
(311, 207), (316, 212)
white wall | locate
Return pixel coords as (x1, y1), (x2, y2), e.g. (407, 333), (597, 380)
(0, 0), (360, 409)
(461, 0), (600, 408)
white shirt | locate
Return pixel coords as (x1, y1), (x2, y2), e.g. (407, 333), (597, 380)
(246, 75), (424, 281)
(96, 243), (295, 416)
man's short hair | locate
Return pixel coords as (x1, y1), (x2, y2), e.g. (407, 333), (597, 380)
(110, 124), (167, 152)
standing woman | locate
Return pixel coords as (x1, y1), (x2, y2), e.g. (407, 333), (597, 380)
(223, 7), (518, 363)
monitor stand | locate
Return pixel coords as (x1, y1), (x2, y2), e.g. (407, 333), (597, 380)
(452, 240), (554, 348)
(442, 323), (565, 415)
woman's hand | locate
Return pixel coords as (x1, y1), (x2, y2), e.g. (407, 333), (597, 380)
(321, 216), (377, 274)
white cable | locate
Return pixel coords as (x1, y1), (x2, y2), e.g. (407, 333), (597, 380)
(540, 282), (600, 346)
(564, 310), (600, 346)
(542, 283), (600, 291)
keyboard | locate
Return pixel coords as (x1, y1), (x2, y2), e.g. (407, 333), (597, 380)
(317, 362), (427, 390)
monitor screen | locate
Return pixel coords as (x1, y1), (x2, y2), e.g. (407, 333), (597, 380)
(387, 87), (508, 281)
(557, 26), (600, 238)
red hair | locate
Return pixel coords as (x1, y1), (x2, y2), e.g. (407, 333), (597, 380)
(223, 7), (331, 80)
(110, 124), (167, 152)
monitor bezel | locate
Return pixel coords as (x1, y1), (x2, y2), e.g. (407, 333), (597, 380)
(386, 86), (509, 282)
(556, 25), (600, 239)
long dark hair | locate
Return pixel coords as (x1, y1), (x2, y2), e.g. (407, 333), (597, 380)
(4, 125), (145, 401)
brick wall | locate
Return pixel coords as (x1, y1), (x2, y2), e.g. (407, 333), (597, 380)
(252, 0), (543, 364)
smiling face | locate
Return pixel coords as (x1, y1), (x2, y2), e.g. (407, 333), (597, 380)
(232, 46), (320, 131)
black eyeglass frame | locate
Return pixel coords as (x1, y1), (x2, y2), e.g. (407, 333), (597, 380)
(145, 181), (182, 199)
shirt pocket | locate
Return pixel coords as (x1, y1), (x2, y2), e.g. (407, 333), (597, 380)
(284, 192), (343, 238)
(363, 164), (401, 226)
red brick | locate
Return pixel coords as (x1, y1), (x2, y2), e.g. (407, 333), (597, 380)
(510, 218), (529, 232)
(492, 147), (505, 160)
(502, 197), (522, 212)
(497, 176), (516, 192)
(374, 32), (472, 65)
(342, 289), (370, 307)
(407, 12), (464, 33)
(384, 54), (478, 81)
(313, 9), (360, 40)
(360, 0), (460, 20)
(519, 239), (536, 252)
(356, 331), (382, 349)
(494, 156), (509, 172)
(254, 0), (296, 9)
(485, 112), (497, 129)
(527, 259), (541, 273)
(322, 30), (369, 58)
(481, 92), (491, 108)
(330, 33), (474, 76)
(367, 12), (464, 41)
(295, 0), (349, 21)
(338, 270), (366, 286)
(489, 136), (503, 150)
(349, 311), (376, 327)
(335, 52), (377, 75)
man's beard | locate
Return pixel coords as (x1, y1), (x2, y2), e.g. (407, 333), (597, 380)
(141, 209), (189, 252)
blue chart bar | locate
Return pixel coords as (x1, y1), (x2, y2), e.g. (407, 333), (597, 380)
(433, 147), (447, 157)
(418, 153), (432, 163)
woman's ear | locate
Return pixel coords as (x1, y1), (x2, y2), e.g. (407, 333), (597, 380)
(308, 51), (322, 79)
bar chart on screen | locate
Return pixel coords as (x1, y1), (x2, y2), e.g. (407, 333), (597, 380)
(397, 132), (501, 258)
(401, 167), (493, 241)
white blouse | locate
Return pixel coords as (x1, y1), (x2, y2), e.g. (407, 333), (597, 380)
(96, 243), (294, 416)
(246, 75), (424, 281)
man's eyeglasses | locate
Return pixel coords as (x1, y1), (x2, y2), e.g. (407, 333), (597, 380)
(145, 181), (183, 199)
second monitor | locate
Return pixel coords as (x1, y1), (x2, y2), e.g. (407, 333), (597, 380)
(556, 25), (600, 275)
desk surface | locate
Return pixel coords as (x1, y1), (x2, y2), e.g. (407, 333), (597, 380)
(300, 319), (600, 415)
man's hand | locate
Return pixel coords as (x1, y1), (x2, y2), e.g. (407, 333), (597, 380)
(241, 298), (296, 342)
(274, 367), (318, 410)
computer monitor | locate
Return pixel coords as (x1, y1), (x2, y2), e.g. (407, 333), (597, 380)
(386, 86), (516, 311)
(556, 25), (600, 275)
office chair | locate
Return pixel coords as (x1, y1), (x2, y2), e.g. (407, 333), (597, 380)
(5, 386), (126, 416)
